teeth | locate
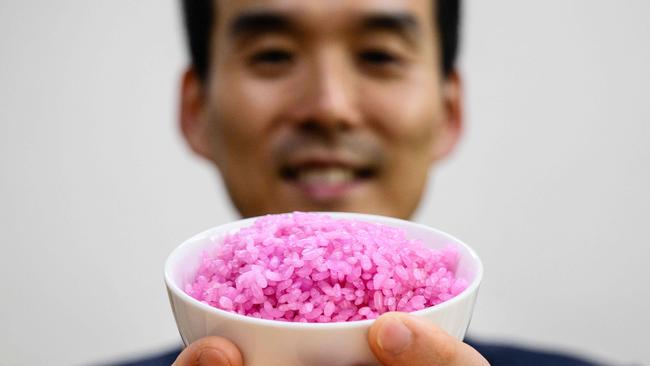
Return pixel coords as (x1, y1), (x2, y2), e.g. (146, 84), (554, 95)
(297, 167), (354, 185)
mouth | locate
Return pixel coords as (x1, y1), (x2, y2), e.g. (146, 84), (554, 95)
(279, 161), (378, 201)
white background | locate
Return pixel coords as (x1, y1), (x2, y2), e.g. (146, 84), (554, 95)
(1, 1), (648, 365)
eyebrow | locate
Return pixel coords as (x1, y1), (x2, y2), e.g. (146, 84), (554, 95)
(229, 11), (297, 40)
(359, 12), (420, 44)
(227, 10), (421, 45)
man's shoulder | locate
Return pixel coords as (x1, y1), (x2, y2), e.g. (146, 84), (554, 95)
(465, 338), (602, 366)
(112, 341), (601, 366)
(111, 348), (180, 366)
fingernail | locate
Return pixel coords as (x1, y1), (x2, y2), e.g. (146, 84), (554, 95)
(198, 348), (231, 366)
(377, 316), (412, 355)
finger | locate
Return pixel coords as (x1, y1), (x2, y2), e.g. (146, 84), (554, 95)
(368, 312), (489, 366)
(172, 336), (243, 366)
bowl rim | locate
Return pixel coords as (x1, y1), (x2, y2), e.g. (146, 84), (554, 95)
(164, 211), (483, 330)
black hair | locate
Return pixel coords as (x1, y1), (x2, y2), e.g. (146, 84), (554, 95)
(181, 0), (461, 80)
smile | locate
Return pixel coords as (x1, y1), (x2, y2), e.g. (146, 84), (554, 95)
(279, 161), (378, 201)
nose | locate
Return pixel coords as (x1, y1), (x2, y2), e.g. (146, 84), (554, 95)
(292, 50), (361, 134)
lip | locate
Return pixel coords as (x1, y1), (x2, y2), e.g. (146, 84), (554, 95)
(281, 168), (370, 201)
(290, 178), (364, 201)
(282, 151), (372, 171)
(278, 158), (376, 202)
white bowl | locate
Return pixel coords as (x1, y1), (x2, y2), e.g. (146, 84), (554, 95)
(165, 212), (483, 366)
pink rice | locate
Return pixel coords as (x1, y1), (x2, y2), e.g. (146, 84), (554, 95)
(186, 212), (467, 323)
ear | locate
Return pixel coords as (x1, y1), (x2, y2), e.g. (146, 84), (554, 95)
(179, 67), (215, 162)
(432, 70), (463, 162)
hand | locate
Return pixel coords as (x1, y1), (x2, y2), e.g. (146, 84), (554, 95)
(172, 336), (242, 366)
(368, 312), (490, 366)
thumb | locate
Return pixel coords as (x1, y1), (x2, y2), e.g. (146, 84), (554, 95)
(173, 336), (243, 366)
(368, 312), (489, 366)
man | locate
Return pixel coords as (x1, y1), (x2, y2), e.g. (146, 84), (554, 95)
(119, 0), (599, 365)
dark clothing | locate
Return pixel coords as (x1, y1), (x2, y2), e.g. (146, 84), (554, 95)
(465, 340), (602, 366)
(113, 338), (603, 366)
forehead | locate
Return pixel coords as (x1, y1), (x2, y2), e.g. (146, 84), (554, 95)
(214, 0), (435, 36)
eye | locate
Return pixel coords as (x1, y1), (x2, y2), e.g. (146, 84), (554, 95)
(248, 48), (295, 77)
(250, 49), (294, 64)
(358, 49), (400, 65)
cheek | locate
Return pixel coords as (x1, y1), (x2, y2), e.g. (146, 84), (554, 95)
(362, 77), (442, 155)
(208, 76), (286, 164)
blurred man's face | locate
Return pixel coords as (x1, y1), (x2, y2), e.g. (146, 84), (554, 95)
(181, 0), (462, 219)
